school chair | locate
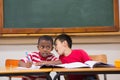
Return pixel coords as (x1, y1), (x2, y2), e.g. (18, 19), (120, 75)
(5, 59), (22, 80)
(89, 54), (107, 80)
(64, 54), (107, 80)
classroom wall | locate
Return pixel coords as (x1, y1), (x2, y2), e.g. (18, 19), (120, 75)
(0, 43), (120, 80)
(0, 0), (120, 80)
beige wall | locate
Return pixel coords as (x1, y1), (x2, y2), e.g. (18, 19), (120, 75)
(0, 0), (120, 80)
(0, 43), (120, 80)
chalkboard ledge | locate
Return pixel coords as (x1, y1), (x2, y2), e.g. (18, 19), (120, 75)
(1, 32), (120, 37)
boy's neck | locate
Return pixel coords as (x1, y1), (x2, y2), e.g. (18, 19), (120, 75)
(64, 48), (72, 56)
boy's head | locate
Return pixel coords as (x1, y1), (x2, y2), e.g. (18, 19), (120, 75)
(54, 34), (72, 55)
(54, 34), (72, 48)
(37, 35), (53, 57)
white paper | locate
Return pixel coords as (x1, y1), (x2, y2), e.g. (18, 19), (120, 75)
(56, 62), (89, 68)
(15, 65), (40, 70)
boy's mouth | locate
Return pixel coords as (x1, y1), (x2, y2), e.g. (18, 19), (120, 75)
(42, 53), (49, 57)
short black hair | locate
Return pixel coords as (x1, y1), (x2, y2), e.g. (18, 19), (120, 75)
(54, 34), (72, 48)
(38, 35), (53, 45)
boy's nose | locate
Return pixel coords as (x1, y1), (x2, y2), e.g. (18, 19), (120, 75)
(43, 48), (47, 51)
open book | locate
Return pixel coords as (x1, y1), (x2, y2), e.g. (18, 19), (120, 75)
(15, 65), (40, 70)
(40, 61), (114, 68)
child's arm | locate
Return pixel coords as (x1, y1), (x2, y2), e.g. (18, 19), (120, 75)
(35, 60), (62, 66)
(18, 60), (33, 68)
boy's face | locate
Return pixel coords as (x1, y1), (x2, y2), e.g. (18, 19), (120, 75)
(54, 39), (65, 55)
(37, 40), (53, 57)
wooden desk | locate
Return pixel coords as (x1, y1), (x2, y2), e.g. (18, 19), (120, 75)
(0, 67), (52, 80)
(53, 67), (120, 80)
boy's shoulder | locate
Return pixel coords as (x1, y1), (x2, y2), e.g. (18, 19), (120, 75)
(71, 49), (88, 56)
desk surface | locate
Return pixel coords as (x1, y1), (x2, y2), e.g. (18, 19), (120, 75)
(0, 67), (52, 74)
(52, 67), (120, 74)
(53, 67), (120, 80)
(0, 66), (52, 79)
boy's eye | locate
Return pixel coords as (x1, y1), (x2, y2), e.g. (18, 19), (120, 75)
(40, 46), (44, 49)
(39, 46), (51, 50)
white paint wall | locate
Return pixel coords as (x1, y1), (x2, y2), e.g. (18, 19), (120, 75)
(0, 43), (120, 80)
(0, 0), (120, 80)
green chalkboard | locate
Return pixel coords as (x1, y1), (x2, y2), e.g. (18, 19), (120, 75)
(1, 0), (119, 33)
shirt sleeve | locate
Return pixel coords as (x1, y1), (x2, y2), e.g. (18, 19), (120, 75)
(80, 49), (92, 62)
(47, 53), (59, 61)
(20, 53), (32, 63)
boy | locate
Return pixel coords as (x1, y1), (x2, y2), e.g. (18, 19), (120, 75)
(19, 35), (60, 80)
(54, 34), (97, 80)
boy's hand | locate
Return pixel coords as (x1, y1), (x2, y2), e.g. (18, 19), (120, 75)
(35, 62), (44, 66)
(35, 61), (46, 66)
(35, 60), (61, 66)
(26, 61), (33, 68)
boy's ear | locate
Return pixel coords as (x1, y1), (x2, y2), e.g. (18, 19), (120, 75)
(63, 41), (69, 47)
(63, 41), (67, 45)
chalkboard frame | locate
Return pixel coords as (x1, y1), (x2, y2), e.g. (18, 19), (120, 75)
(0, 0), (119, 34)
